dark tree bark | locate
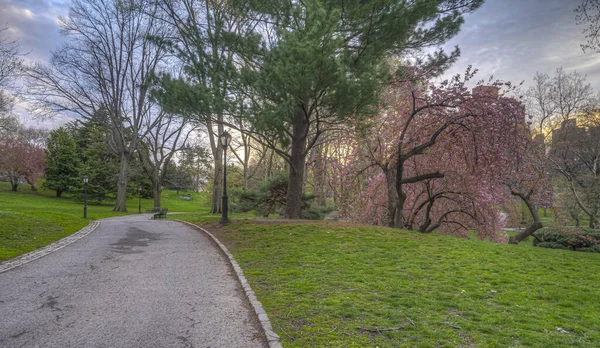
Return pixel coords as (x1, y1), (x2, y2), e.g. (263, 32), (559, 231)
(153, 185), (162, 209)
(206, 121), (224, 214)
(313, 144), (327, 206)
(384, 168), (397, 227)
(285, 107), (309, 219)
(509, 190), (543, 244)
(113, 153), (130, 212)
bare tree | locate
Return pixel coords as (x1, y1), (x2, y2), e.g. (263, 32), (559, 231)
(178, 140), (213, 193)
(525, 67), (599, 228)
(549, 110), (600, 228)
(138, 111), (196, 209)
(0, 26), (23, 88)
(526, 72), (557, 140)
(228, 111), (268, 191)
(0, 90), (18, 133)
(526, 68), (594, 138)
(551, 67), (595, 122)
(576, 0), (600, 52)
(25, 0), (170, 211)
(152, 0), (257, 213)
(0, 26), (24, 133)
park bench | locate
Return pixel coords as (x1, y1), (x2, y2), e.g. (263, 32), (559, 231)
(153, 208), (168, 220)
(146, 207), (161, 213)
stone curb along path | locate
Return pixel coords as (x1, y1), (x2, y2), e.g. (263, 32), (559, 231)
(0, 220), (101, 274)
(175, 220), (283, 348)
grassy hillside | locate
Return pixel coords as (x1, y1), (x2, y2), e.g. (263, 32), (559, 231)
(0, 182), (210, 261)
(176, 215), (600, 348)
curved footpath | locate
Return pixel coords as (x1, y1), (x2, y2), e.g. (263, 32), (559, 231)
(0, 214), (268, 348)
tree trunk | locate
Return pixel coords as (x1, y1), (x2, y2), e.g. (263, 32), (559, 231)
(313, 144), (326, 206)
(113, 153), (130, 212)
(570, 211), (581, 227)
(56, 189), (63, 198)
(266, 150), (274, 181)
(243, 163), (249, 190)
(384, 168), (397, 227)
(302, 160), (308, 195)
(285, 151), (307, 219)
(510, 221), (543, 244)
(11, 182), (18, 191)
(153, 184), (162, 209)
(211, 148), (223, 214)
(509, 191), (543, 244)
(393, 160), (408, 228)
(285, 108), (309, 219)
(207, 121), (223, 214)
(26, 177), (37, 191)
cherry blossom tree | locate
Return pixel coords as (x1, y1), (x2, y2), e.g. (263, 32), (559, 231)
(502, 128), (553, 243)
(337, 66), (533, 241)
(0, 128), (46, 191)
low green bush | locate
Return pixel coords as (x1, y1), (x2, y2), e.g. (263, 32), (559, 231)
(533, 226), (600, 252)
(535, 242), (568, 250)
(579, 245), (600, 253)
(302, 204), (335, 220)
(230, 175), (328, 218)
(230, 189), (266, 213)
(532, 231), (568, 246)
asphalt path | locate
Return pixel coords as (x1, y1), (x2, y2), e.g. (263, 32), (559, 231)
(0, 214), (267, 348)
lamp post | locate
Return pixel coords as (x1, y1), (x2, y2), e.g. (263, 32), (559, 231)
(138, 185), (142, 214)
(220, 131), (231, 223)
(83, 175), (88, 219)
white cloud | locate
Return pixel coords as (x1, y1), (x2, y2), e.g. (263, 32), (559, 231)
(0, 0), (68, 63)
(439, 0), (600, 91)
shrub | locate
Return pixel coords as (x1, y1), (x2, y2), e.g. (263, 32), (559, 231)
(229, 174), (338, 219)
(583, 229), (600, 241)
(578, 245), (600, 253)
(535, 242), (568, 250)
(532, 230), (568, 246)
(302, 204), (335, 220)
(533, 226), (600, 253)
(230, 189), (265, 213)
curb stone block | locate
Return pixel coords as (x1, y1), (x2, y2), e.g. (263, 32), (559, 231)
(175, 220), (283, 348)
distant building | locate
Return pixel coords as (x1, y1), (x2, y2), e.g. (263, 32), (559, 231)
(472, 85), (499, 98)
(550, 118), (600, 167)
(551, 119), (588, 149)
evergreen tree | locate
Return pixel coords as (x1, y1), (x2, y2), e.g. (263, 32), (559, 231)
(73, 120), (120, 203)
(240, 0), (484, 218)
(155, 0), (483, 218)
(43, 127), (80, 197)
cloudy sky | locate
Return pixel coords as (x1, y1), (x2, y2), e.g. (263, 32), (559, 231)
(0, 0), (598, 128)
(439, 0), (600, 88)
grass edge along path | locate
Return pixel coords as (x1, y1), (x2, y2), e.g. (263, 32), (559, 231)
(0, 211), (89, 262)
(175, 214), (600, 348)
(0, 182), (208, 262)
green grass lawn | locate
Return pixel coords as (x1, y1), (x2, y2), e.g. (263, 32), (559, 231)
(5, 181), (600, 347)
(0, 181), (210, 261)
(175, 215), (600, 347)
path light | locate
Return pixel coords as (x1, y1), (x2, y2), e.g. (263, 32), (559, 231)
(138, 185), (142, 214)
(220, 131), (232, 223)
(83, 175), (88, 219)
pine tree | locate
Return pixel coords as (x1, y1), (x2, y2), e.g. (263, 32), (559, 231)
(43, 127), (80, 197)
(240, 0), (484, 218)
